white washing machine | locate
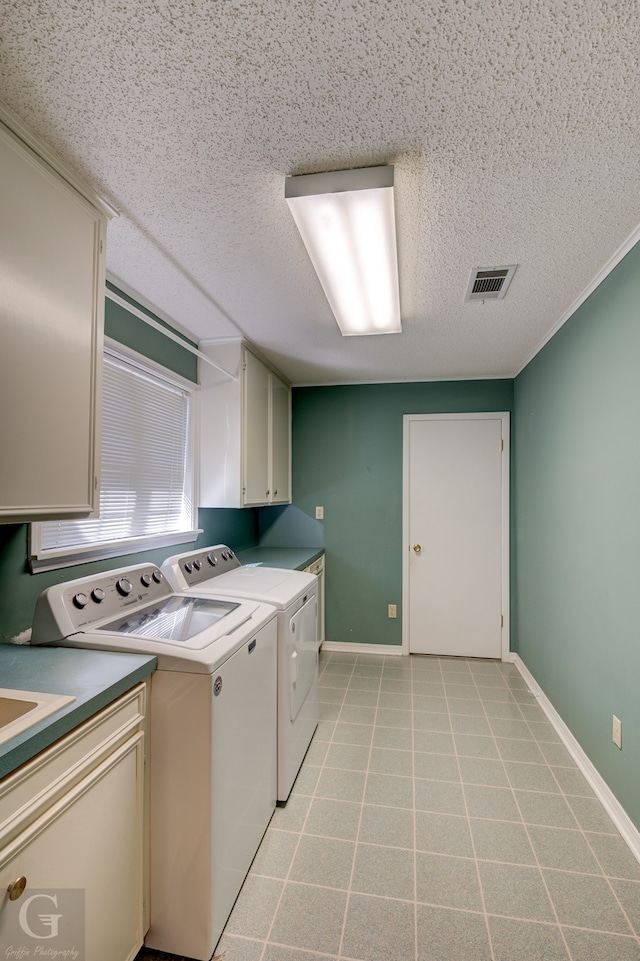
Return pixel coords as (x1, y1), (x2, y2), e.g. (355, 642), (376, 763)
(162, 545), (318, 801)
(31, 562), (278, 961)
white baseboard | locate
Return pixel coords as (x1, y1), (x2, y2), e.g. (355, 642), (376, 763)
(511, 654), (640, 865)
(320, 641), (403, 657)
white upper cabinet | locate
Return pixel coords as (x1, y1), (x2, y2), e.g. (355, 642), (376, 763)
(200, 341), (291, 508)
(269, 371), (291, 503)
(243, 348), (271, 504)
(0, 117), (107, 522)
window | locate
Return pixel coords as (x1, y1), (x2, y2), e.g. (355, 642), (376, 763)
(30, 341), (199, 571)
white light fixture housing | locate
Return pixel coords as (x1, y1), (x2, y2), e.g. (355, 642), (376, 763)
(285, 165), (401, 337)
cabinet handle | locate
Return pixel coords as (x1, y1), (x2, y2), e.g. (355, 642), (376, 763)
(274, 489), (278, 496)
(266, 490), (270, 496)
(8, 876), (27, 901)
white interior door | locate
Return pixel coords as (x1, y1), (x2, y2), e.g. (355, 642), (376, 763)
(403, 413), (509, 659)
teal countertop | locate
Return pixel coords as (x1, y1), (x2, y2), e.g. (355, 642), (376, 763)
(236, 547), (324, 571)
(0, 645), (156, 779)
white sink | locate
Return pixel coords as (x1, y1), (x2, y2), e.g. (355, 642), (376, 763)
(0, 689), (76, 745)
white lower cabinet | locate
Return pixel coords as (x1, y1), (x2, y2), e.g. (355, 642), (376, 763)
(0, 683), (147, 961)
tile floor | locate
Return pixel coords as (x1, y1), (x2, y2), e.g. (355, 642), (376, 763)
(142, 650), (640, 961)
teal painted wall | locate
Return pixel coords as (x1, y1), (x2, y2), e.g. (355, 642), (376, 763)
(105, 281), (198, 382)
(292, 380), (513, 646)
(0, 288), (258, 644)
(514, 240), (640, 829)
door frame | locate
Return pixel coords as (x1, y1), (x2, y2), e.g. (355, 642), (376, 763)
(401, 412), (511, 660)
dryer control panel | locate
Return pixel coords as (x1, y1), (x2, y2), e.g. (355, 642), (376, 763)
(32, 564), (174, 640)
(164, 544), (241, 588)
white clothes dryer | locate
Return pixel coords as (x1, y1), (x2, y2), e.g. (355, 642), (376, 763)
(31, 562), (278, 961)
(162, 545), (318, 801)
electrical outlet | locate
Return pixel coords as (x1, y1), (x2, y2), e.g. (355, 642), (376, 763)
(315, 506), (324, 520)
(388, 604), (397, 618)
(612, 715), (622, 750)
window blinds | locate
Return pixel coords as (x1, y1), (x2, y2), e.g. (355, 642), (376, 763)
(39, 351), (195, 554)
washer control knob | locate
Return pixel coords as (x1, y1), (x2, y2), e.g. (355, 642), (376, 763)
(140, 573), (152, 587)
(152, 571), (163, 584)
(91, 588), (106, 603)
(207, 554), (218, 566)
(193, 559), (202, 571)
(73, 592), (89, 609)
(184, 562), (193, 574)
(116, 577), (133, 597)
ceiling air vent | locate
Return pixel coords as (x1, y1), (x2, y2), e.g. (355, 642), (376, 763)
(465, 265), (517, 303)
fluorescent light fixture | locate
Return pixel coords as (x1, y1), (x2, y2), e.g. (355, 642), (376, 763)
(285, 165), (401, 336)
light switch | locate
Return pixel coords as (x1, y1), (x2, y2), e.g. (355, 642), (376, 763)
(612, 715), (622, 749)
(315, 506), (324, 520)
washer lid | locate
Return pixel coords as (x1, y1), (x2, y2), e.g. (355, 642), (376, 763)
(54, 595), (277, 671)
(96, 594), (242, 644)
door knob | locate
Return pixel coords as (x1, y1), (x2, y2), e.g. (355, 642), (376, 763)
(413, 544), (422, 554)
(8, 877), (27, 901)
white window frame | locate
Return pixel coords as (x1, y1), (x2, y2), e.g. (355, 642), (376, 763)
(30, 338), (201, 572)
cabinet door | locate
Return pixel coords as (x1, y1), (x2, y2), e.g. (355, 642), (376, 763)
(199, 341), (244, 508)
(0, 123), (105, 521)
(270, 372), (291, 503)
(0, 735), (144, 961)
(242, 348), (270, 504)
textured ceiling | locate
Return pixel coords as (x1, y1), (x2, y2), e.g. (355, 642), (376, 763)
(2, 0), (639, 384)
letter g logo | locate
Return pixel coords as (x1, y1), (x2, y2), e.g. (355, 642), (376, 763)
(18, 893), (63, 939)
